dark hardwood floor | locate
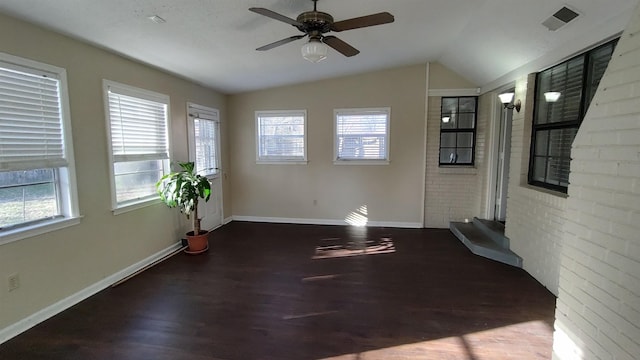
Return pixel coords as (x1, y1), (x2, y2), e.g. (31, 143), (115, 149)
(0, 222), (556, 359)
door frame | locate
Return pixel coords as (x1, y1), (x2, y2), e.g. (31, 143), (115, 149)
(186, 102), (224, 229)
(483, 84), (515, 220)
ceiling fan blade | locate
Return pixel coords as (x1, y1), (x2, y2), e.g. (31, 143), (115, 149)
(323, 36), (360, 57)
(256, 35), (307, 51)
(331, 12), (394, 32)
(249, 7), (303, 27)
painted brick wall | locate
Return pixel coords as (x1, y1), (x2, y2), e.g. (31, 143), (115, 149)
(424, 95), (487, 228)
(553, 4), (640, 359)
(503, 76), (566, 295)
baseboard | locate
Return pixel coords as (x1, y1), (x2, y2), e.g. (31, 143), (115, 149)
(231, 215), (422, 229)
(223, 216), (233, 225)
(0, 241), (183, 345)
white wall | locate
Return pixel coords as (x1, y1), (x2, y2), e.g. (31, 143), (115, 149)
(553, 3), (640, 359)
(499, 75), (565, 295)
(0, 13), (228, 334)
(423, 64), (484, 228)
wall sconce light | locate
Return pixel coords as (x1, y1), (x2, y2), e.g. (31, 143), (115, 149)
(544, 91), (561, 103)
(498, 92), (521, 112)
(442, 116), (451, 123)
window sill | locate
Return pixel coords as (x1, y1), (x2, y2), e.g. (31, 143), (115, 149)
(113, 198), (161, 215)
(0, 216), (83, 246)
(256, 160), (308, 165)
(438, 165), (477, 175)
(523, 184), (569, 199)
(333, 160), (389, 165)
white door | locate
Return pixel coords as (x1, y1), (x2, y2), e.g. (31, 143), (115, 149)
(494, 105), (513, 222)
(187, 103), (223, 231)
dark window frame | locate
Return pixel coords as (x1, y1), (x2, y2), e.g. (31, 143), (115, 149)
(439, 96), (478, 166)
(529, 39), (617, 193)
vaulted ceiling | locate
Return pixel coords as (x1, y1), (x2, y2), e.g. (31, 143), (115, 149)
(0, 0), (637, 94)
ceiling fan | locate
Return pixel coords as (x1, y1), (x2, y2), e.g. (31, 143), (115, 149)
(249, 0), (394, 62)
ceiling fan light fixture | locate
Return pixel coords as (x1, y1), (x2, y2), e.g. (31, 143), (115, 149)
(301, 39), (328, 63)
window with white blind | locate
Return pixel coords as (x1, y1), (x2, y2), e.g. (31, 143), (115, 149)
(334, 108), (390, 164)
(530, 39), (617, 192)
(103, 80), (170, 211)
(188, 103), (220, 177)
(255, 110), (307, 163)
(0, 53), (79, 242)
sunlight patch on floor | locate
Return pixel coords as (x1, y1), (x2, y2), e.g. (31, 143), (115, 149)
(318, 320), (553, 360)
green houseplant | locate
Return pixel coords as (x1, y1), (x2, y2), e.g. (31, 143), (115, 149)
(156, 162), (212, 254)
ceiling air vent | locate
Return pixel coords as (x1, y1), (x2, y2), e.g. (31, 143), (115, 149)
(542, 6), (580, 31)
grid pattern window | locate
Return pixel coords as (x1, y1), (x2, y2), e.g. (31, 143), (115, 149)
(256, 110), (306, 163)
(439, 97), (477, 165)
(189, 104), (220, 177)
(530, 40), (616, 192)
(104, 80), (170, 210)
(335, 108), (390, 163)
(0, 55), (78, 237)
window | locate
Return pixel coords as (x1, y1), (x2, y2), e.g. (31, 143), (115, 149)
(334, 107), (390, 163)
(188, 103), (220, 177)
(0, 53), (79, 242)
(103, 80), (170, 211)
(255, 110), (306, 163)
(439, 97), (477, 165)
(530, 39), (616, 192)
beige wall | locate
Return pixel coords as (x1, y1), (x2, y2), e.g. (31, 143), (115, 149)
(228, 65), (427, 226)
(0, 13), (228, 330)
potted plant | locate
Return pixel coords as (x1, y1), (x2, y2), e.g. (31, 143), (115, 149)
(156, 161), (212, 254)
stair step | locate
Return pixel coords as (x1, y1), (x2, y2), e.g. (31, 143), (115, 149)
(450, 222), (522, 268)
(473, 217), (510, 248)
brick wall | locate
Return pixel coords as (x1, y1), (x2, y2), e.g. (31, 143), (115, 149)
(553, 4), (640, 359)
(503, 76), (566, 295)
(424, 95), (487, 228)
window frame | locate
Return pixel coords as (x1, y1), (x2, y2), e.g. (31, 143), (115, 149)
(438, 96), (478, 166)
(103, 79), (171, 214)
(0, 52), (80, 245)
(529, 39), (617, 193)
(255, 110), (308, 164)
(187, 102), (221, 178)
(333, 107), (391, 165)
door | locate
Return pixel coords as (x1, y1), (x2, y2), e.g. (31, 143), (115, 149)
(187, 103), (223, 231)
(494, 104), (513, 222)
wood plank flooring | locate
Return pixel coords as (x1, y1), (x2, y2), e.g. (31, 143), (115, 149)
(0, 222), (557, 359)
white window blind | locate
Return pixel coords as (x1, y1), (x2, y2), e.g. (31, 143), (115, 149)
(189, 103), (220, 176)
(335, 108), (390, 161)
(104, 80), (170, 210)
(107, 87), (169, 162)
(0, 63), (66, 170)
(256, 110), (306, 162)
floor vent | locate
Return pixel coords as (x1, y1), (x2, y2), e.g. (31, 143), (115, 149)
(542, 6), (580, 31)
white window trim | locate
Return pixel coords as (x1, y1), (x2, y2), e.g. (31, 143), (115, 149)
(0, 52), (81, 244)
(333, 107), (391, 165)
(102, 79), (171, 213)
(255, 110), (308, 164)
(187, 102), (221, 178)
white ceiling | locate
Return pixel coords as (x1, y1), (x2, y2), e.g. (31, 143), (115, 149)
(0, 0), (637, 94)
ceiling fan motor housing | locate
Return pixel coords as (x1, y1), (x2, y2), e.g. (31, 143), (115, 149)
(296, 11), (334, 34)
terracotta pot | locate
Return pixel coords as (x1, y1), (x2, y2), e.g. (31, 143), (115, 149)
(185, 230), (209, 254)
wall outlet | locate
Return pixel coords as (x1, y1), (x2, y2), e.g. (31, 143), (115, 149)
(8, 273), (20, 292)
